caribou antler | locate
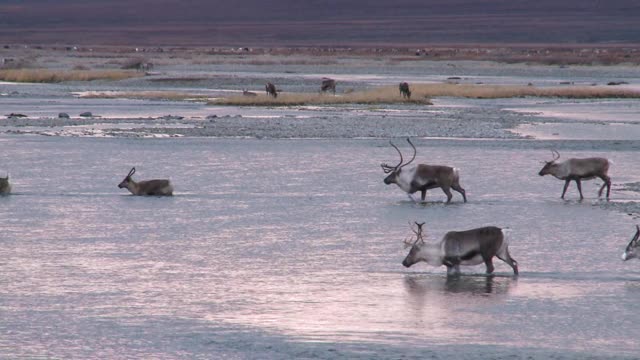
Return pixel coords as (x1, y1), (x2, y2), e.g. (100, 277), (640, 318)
(550, 149), (560, 162)
(404, 221), (426, 248)
(381, 140), (404, 173)
(400, 138), (417, 169)
(127, 167), (136, 178)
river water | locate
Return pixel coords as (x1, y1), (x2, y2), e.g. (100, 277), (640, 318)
(1, 135), (639, 359)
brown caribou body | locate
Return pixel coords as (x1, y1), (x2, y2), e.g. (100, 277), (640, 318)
(402, 222), (518, 276)
(265, 82), (278, 98)
(399, 82), (411, 99)
(382, 138), (466, 203)
(118, 167), (173, 196)
(538, 150), (611, 199)
(320, 78), (336, 93)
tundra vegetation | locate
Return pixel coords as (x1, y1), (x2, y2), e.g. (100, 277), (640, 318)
(211, 83), (640, 106)
(0, 69), (142, 83)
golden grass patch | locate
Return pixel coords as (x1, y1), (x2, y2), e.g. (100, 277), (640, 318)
(77, 91), (210, 101)
(210, 87), (433, 106)
(0, 69), (142, 83)
(410, 83), (640, 99)
(209, 83), (640, 106)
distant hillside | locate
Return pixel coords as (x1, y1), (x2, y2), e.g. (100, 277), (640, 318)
(1, 0), (638, 46)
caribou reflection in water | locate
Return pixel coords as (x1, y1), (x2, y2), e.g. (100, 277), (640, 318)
(404, 274), (514, 297)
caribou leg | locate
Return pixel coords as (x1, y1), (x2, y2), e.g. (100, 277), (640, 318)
(496, 248), (519, 275)
(598, 175), (612, 199)
(441, 186), (454, 203)
(483, 256), (495, 274)
(446, 264), (461, 276)
(452, 184), (467, 203)
(575, 179), (584, 200)
(561, 179), (571, 199)
(421, 189), (427, 202)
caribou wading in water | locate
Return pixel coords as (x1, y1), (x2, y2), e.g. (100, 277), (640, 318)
(265, 82), (278, 98)
(399, 82), (411, 99)
(621, 225), (640, 261)
(538, 150), (612, 200)
(320, 78), (336, 94)
(118, 167), (173, 196)
(0, 173), (11, 195)
(381, 138), (466, 203)
(402, 222), (519, 276)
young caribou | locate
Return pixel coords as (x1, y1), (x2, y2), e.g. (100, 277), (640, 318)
(117, 167), (173, 196)
(538, 150), (612, 200)
(381, 138), (467, 203)
(402, 222), (519, 276)
(621, 225), (640, 261)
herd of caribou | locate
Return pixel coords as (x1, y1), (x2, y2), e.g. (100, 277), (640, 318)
(0, 108), (636, 276)
(379, 138), (636, 275)
(251, 79), (408, 98)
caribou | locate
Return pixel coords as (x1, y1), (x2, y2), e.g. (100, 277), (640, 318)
(621, 225), (640, 261)
(0, 174), (11, 195)
(402, 222), (519, 276)
(265, 82), (278, 98)
(242, 89), (257, 97)
(320, 78), (336, 94)
(117, 167), (173, 196)
(399, 82), (411, 99)
(538, 150), (612, 200)
(381, 138), (467, 203)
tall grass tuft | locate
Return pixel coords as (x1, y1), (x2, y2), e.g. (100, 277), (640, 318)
(0, 69), (142, 83)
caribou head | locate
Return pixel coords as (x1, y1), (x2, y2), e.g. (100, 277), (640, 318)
(381, 138), (417, 185)
(118, 167), (136, 189)
(538, 149), (561, 176)
(622, 225), (640, 261)
(402, 222), (426, 267)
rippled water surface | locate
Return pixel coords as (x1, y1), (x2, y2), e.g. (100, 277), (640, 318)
(1, 136), (639, 359)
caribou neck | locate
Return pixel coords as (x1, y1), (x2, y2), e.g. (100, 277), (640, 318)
(415, 242), (445, 266)
(395, 166), (418, 193)
(124, 179), (140, 194)
(548, 162), (571, 180)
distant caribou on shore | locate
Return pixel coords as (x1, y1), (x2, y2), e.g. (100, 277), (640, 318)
(320, 78), (336, 94)
(399, 82), (411, 99)
(538, 150), (612, 200)
(265, 82), (278, 98)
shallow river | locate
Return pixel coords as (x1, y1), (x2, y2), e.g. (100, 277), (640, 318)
(1, 136), (639, 359)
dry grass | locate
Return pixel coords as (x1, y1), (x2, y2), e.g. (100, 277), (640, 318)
(0, 69), (142, 83)
(210, 87), (433, 106)
(78, 91), (210, 101)
(209, 83), (640, 106)
(410, 83), (640, 99)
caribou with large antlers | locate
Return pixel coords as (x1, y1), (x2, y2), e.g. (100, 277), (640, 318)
(621, 225), (640, 261)
(538, 150), (611, 200)
(118, 167), (173, 196)
(402, 222), (519, 276)
(381, 138), (466, 203)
